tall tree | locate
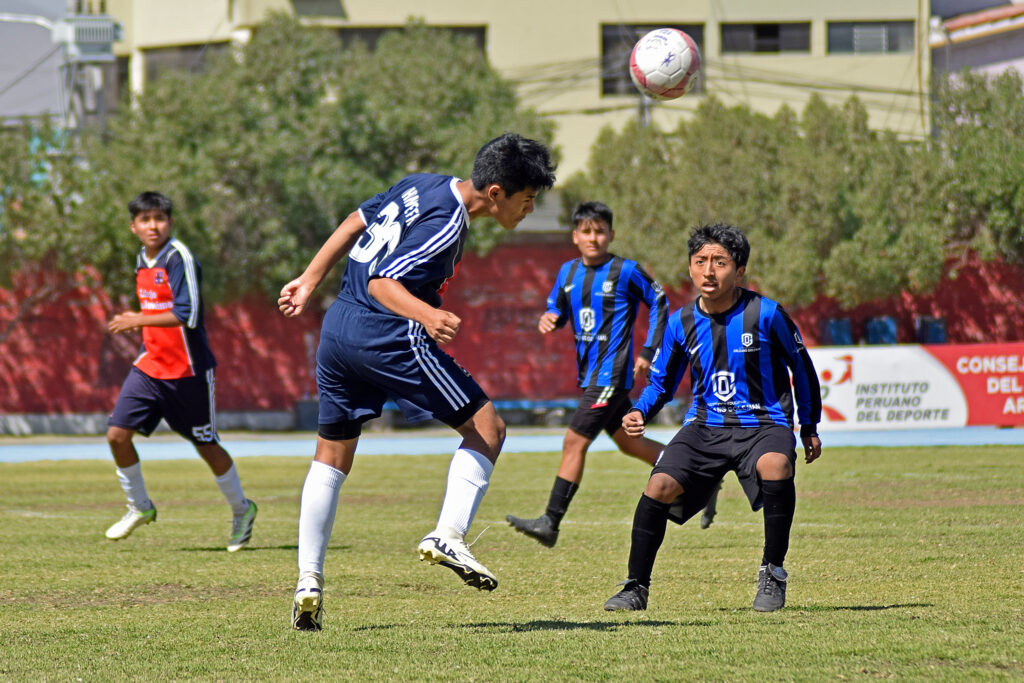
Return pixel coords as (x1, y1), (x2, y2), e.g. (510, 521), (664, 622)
(1, 13), (555, 328)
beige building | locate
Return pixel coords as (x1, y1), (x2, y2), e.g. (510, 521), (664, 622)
(96, 0), (931, 179)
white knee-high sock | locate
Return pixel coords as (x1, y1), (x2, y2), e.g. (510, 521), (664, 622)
(436, 448), (494, 537)
(215, 463), (250, 516)
(297, 460), (346, 577)
(115, 462), (152, 511)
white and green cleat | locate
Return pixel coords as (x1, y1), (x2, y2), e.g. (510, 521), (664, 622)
(105, 505), (157, 540)
(227, 500), (258, 552)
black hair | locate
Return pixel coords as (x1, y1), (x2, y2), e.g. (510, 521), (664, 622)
(570, 201), (613, 230)
(471, 133), (556, 196)
(687, 223), (750, 268)
(128, 191), (173, 218)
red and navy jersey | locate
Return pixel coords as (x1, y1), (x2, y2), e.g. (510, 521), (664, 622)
(132, 238), (216, 380)
(336, 173), (467, 318)
(634, 288), (820, 436)
(546, 255), (668, 390)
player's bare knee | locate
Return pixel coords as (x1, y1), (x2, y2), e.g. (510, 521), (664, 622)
(756, 451), (793, 480)
(106, 426), (133, 447)
(644, 472), (682, 503)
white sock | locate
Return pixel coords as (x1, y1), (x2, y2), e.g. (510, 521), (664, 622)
(436, 448), (494, 537)
(215, 463), (250, 516)
(297, 460), (346, 577)
(115, 462), (152, 512)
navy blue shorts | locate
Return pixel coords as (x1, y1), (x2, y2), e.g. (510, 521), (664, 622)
(568, 385), (632, 440)
(108, 366), (220, 445)
(316, 302), (488, 440)
(654, 423), (796, 520)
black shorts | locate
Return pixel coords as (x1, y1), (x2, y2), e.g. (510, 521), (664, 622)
(654, 423), (796, 522)
(108, 366), (220, 445)
(567, 385), (632, 440)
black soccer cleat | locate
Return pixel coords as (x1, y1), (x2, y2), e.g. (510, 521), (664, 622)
(603, 579), (649, 611)
(505, 514), (559, 548)
(752, 564), (787, 612)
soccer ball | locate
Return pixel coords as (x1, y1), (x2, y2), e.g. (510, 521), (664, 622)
(629, 28), (702, 100)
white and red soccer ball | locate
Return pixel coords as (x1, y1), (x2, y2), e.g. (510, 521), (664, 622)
(629, 28), (702, 100)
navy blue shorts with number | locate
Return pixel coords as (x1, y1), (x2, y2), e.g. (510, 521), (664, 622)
(316, 302), (488, 440)
(568, 385), (632, 440)
(108, 366), (220, 445)
(654, 423), (796, 521)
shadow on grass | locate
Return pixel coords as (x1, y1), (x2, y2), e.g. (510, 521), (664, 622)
(174, 544), (351, 552)
(352, 619), (697, 633)
(716, 603), (933, 612)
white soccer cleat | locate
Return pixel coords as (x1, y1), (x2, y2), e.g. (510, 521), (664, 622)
(417, 527), (497, 591)
(105, 505), (157, 540)
(227, 500), (258, 552)
(292, 572), (324, 631)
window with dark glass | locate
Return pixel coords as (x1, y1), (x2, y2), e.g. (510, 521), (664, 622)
(720, 23), (810, 53)
(600, 23), (705, 96)
(827, 21), (915, 54)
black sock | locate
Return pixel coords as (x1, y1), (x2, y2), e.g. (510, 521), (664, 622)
(627, 494), (672, 587)
(761, 478), (796, 567)
(544, 476), (579, 527)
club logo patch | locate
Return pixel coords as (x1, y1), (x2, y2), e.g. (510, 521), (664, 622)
(711, 370), (737, 402)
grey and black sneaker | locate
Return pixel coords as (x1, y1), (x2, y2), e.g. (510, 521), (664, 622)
(292, 572), (324, 631)
(603, 579), (649, 611)
(505, 514), (558, 547)
(752, 563), (788, 612)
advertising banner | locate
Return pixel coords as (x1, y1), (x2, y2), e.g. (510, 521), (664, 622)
(809, 343), (1024, 431)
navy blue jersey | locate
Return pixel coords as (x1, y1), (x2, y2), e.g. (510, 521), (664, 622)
(337, 173), (467, 316)
(546, 254), (668, 390)
(634, 288), (821, 435)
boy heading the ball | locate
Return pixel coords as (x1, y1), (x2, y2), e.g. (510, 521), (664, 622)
(279, 133), (556, 631)
(105, 191), (257, 552)
(603, 223), (822, 613)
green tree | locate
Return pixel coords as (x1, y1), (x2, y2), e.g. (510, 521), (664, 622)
(1, 13), (555, 336)
(933, 68), (1024, 264)
(563, 93), (940, 308)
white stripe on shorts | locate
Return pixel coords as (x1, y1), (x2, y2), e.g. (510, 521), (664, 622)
(407, 320), (468, 410)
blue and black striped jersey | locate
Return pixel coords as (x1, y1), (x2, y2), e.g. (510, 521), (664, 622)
(634, 288), (821, 435)
(546, 254), (668, 390)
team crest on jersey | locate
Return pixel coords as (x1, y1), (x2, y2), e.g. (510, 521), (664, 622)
(602, 280), (613, 294)
(711, 370), (737, 402)
(793, 331), (804, 349)
(154, 271), (166, 286)
(741, 332), (754, 347)
(579, 307), (595, 332)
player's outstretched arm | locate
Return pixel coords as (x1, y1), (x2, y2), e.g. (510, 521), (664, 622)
(279, 210), (367, 317)
(367, 277), (461, 344)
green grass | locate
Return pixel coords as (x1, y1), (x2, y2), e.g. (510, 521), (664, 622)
(1, 439), (1022, 680)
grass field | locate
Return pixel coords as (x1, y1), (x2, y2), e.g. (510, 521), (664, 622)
(1, 439), (1022, 680)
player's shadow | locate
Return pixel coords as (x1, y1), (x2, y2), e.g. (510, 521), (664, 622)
(354, 619), (694, 633)
(715, 603), (932, 612)
(459, 619), (701, 632)
(175, 544), (350, 553)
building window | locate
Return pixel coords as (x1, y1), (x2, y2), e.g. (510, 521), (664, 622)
(720, 23), (811, 53)
(827, 21), (915, 54)
(336, 26), (485, 52)
(143, 43), (228, 82)
(600, 23), (705, 96)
